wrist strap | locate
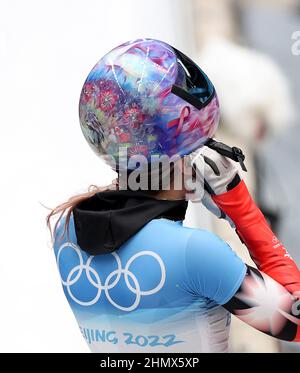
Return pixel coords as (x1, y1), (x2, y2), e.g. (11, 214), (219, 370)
(206, 138), (247, 172)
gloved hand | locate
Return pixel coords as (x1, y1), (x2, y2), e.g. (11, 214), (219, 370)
(189, 139), (246, 228)
(189, 139), (300, 295)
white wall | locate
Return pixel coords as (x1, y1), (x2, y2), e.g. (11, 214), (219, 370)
(0, 0), (202, 352)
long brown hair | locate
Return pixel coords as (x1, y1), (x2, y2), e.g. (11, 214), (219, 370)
(45, 179), (118, 246)
(45, 160), (183, 247)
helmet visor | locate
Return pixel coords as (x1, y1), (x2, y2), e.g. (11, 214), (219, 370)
(171, 47), (215, 110)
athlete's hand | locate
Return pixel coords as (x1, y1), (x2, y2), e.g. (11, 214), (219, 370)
(190, 140), (300, 297)
(189, 140), (245, 228)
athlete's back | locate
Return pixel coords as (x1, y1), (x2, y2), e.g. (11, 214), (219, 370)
(53, 212), (246, 353)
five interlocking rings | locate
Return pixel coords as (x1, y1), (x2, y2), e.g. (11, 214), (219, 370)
(56, 242), (166, 311)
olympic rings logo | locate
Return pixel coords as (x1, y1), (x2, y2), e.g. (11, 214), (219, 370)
(56, 242), (166, 312)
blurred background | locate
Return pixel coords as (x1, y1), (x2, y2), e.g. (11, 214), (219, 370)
(0, 0), (299, 352)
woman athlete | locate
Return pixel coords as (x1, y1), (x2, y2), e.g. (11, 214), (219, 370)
(47, 39), (300, 353)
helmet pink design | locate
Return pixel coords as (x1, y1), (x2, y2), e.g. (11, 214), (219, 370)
(79, 38), (220, 170)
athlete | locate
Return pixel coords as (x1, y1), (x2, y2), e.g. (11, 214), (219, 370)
(47, 39), (300, 353)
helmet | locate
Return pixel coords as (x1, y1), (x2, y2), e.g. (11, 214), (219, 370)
(79, 38), (220, 171)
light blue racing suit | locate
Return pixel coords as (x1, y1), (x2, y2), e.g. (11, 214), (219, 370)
(53, 213), (246, 352)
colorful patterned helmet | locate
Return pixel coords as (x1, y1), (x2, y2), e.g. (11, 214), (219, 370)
(79, 38), (220, 171)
